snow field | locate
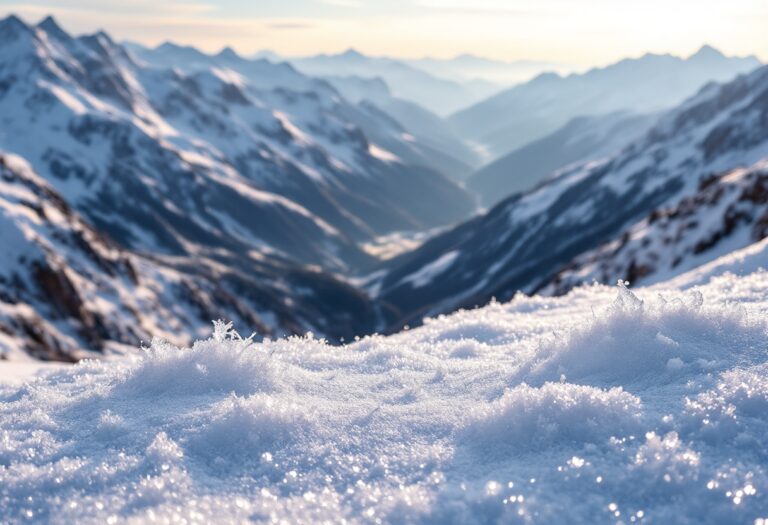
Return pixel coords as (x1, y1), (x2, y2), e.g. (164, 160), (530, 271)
(2, 269), (768, 523)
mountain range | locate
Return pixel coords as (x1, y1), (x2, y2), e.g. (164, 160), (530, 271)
(1, 13), (767, 361)
(467, 110), (659, 207)
(275, 48), (501, 116)
(0, 14), (478, 357)
(371, 63), (768, 327)
(405, 54), (572, 85)
(2, 16), (475, 264)
(452, 45), (761, 162)
(0, 152), (381, 360)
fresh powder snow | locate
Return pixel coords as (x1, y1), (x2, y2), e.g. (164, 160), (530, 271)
(2, 248), (768, 524)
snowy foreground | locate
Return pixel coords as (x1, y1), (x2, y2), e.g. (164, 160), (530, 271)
(3, 246), (768, 524)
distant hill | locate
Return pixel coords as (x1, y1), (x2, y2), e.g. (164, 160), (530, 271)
(281, 48), (500, 115)
(451, 45), (762, 161)
(467, 111), (658, 206)
(371, 64), (768, 327)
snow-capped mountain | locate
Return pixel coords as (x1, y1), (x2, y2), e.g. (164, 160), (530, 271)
(129, 41), (477, 241)
(452, 46), (762, 161)
(0, 16), (474, 276)
(0, 153), (382, 360)
(138, 43), (481, 181)
(282, 48), (499, 115)
(372, 64), (768, 328)
(468, 111), (658, 206)
(0, 14), (477, 359)
(321, 74), (482, 181)
(543, 158), (768, 294)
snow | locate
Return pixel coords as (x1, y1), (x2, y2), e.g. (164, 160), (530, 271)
(400, 249), (460, 288)
(669, 237), (768, 290)
(3, 265), (768, 523)
(0, 361), (68, 386)
(368, 143), (399, 163)
(361, 227), (444, 260)
(543, 157), (768, 295)
(0, 15), (469, 281)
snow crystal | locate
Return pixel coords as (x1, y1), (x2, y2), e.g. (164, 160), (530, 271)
(2, 273), (768, 523)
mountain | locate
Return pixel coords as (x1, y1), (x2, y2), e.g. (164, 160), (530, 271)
(0, 16), (474, 277)
(0, 23), (359, 271)
(370, 64), (768, 328)
(0, 14), (473, 358)
(284, 48), (500, 115)
(542, 158), (768, 294)
(0, 153), (381, 361)
(131, 42), (476, 237)
(467, 111), (659, 206)
(136, 44), (482, 181)
(322, 74), (482, 181)
(406, 53), (571, 85)
(451, 46), (762, 161)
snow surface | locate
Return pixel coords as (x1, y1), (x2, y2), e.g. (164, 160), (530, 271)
(3, 255), (768, 523)
(400, 250), (460, 288)
(0, 361), (68, 386)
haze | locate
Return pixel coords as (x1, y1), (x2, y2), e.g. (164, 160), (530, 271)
(2, 0), (766, 68)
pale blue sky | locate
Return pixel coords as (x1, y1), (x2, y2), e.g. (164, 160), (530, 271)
(3, 0), (767, 66)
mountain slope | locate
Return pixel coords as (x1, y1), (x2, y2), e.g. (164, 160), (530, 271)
(0, 17), (476, 279)
(452, 46), (761, 161)
(372, 64), (768, 327)
(467, 111), (658, 206)
(543, 158), (768, 294)
(0, 153), (381, 361)
(286, 48), (499, 115)
(324, 74), (482, 181)
(130, 41), (476, 244)
(0, 17), (361, 270)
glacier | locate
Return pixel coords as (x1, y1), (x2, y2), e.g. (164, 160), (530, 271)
(2, 243), (768, 524)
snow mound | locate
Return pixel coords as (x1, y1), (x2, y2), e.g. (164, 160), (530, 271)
(682, 364), (768, 445)
(2, 276), (768, 523)
(115, 323), (280, 398)
(463, 382), (644, 455)
(527, 281), (764, 385)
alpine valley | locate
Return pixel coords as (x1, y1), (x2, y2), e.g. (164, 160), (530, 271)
(0, 15), (476, 359)
(0, 14), (765, 361)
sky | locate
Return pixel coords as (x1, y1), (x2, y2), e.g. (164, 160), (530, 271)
(2, 0), (767, 67)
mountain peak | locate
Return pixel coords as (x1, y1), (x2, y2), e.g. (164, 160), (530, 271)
(217, 46), (240, 60)
(0, 14), (29, 33)
(690, 44), (725, 61)
(157, 41), (185, 52)
(0, 13), (26, 28)
(37, 15), (69, 39)
(93, 29), (112, 43)
(340, 48), (364, 59)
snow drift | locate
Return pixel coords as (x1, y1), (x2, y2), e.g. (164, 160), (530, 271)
(2, 266), (768, 523)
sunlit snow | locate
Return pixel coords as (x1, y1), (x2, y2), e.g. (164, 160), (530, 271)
(2, 252), (768, 524)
